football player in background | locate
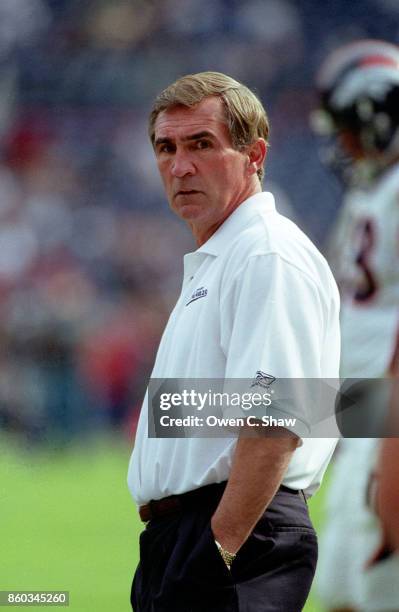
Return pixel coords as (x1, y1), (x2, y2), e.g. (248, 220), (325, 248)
(311, 40), (399, 612)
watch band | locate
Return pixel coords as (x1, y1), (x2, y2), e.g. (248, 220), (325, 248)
(214, 539), (236, 570)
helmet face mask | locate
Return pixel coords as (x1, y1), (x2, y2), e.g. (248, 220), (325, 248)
(312, 128), (355, 184)
(313, 40), (399, 184)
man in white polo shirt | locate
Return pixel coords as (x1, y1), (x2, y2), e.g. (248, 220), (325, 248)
(128, 71), (340, 612)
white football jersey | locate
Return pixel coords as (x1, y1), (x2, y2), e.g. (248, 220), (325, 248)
(329, 163), (399, 378)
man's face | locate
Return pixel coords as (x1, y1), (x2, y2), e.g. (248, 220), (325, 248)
(153, 96), (259, 244)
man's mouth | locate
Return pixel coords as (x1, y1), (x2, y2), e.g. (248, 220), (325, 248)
(175, 190), (201, 197)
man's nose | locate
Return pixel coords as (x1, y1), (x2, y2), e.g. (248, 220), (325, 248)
(171, 151), (195, 177)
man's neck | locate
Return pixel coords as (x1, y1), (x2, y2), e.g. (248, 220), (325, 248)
(192, 185), (262, 247)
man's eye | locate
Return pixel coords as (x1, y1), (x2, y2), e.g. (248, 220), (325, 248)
(196, 140), (211, 150)
(159, 144), (173, 153)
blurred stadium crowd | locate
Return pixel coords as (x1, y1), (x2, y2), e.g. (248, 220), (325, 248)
(0, 0), (398, 446)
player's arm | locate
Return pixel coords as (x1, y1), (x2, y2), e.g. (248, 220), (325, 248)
(376, 379), (399, 546)
(211, 425), (298, 554)
(367, 378), (399, 565)
(376, 439), (399, 551)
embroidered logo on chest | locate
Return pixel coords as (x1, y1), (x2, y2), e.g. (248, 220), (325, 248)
(186, 286), (208, 306)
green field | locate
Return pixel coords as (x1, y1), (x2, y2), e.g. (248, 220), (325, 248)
(0, 434), (327, 611)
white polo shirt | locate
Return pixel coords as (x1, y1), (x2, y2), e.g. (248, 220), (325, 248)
(128, 192), (340, 504)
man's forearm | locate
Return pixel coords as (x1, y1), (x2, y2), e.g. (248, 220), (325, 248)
(211, 426), (298, 554)
(376, 379), (399, 549)
(376, 438), (399, 551)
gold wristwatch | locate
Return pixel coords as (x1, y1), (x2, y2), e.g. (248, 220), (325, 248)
(214, 540), (236, 570)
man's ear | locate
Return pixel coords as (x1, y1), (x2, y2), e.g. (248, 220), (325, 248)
(247, 139), (267, 176)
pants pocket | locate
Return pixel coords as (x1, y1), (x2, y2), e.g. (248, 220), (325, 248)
(163, 518), (238, 611)
(181, 520), (234, 587)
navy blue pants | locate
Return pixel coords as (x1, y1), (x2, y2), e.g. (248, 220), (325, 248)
(131, 483), (318, 611)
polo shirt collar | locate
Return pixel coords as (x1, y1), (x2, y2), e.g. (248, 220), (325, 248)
(196, 191), (276, 257)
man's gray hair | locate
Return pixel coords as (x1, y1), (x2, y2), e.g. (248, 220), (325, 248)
(148, 71), (269, 183)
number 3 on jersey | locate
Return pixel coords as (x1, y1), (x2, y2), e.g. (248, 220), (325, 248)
(353, 218), (378, 303)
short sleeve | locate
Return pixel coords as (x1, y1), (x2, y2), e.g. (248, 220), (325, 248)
(221, 253), (326, 379)
(220, 253), (329, 436)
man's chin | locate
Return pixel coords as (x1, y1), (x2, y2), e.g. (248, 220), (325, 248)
(173, 202), (204, 220)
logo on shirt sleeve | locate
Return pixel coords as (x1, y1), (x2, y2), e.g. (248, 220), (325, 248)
(186, 287), (208, 306)
(251, 371), (276, 389)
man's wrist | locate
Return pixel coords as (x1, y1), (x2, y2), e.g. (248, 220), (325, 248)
(211, 522), (243, 556)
